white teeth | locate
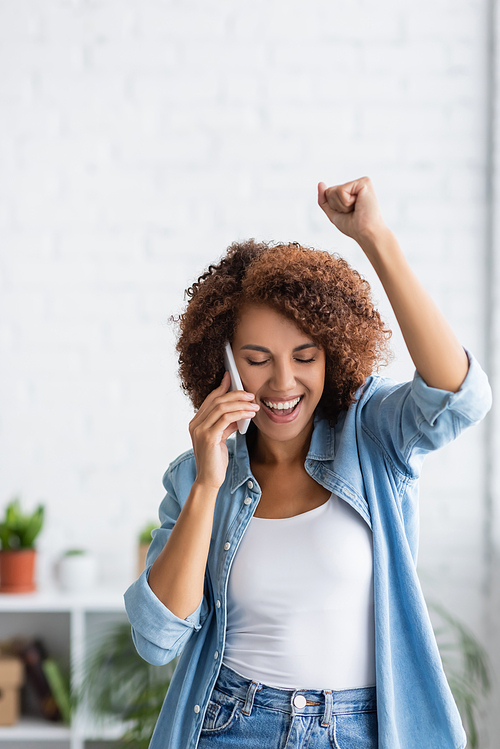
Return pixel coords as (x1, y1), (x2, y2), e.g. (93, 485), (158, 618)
(263, 397), (301, 410)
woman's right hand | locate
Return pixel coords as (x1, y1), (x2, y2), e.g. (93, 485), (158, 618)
(188, 371), (259, 490)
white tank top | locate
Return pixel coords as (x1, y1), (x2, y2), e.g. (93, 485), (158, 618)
(222, 494), (376, 690)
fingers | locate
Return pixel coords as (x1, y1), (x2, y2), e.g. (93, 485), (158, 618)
(200, 400), (259, 434)
(190, 402), (259, 457)
(318, 177), (372, 214)
(221, 422), (240, 442)
(317, 181), (328, 208)
(327, 185), (357, 214)
(190, 379), (258, 437)
(211, 370), (232, 399)
(195, 371), (247, 421)
(195, 371), (230, 415)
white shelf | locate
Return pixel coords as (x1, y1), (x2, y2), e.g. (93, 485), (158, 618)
(0, 587), (129, 747)
(0, 716), (71, 739)
(0, 715), (125, 741)
(77, 719), (128, 740)
(0, 587), (125, 611)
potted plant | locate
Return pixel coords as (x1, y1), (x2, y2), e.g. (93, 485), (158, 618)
(0, 498), (44, 593)
(58, 549), (97, 593)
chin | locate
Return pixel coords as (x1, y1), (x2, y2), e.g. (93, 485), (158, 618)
(253, 413), (314, 441)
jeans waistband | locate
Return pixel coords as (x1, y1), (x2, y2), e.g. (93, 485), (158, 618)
(215, 663), (376, 724)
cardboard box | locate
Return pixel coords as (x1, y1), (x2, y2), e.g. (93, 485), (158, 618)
(0, 656), (24, 725)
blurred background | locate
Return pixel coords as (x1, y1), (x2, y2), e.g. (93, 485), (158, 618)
(0, 0), (499, 746)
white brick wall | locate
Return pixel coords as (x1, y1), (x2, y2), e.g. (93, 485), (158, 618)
(0, 0), (497, 743)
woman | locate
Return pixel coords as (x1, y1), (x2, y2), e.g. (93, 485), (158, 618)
(124, 177), (492, 749)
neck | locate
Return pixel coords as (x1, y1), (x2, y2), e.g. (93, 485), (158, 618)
(248, 419), (314, 467)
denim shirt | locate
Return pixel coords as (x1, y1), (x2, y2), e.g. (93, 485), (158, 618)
(124, 348), (492, 749)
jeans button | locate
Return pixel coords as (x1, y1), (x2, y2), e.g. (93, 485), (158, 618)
(293, 695), (306, 709)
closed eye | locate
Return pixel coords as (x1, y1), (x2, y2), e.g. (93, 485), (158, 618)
(246, 357), (316, 366)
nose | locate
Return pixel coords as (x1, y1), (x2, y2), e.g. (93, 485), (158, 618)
(269, 358), (296, 393)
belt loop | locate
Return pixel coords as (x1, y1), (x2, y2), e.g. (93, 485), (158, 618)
(242, 681), (259, 716)
(321, 689), (333, 727)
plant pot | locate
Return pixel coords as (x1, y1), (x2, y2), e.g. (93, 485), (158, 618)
(59, 551), (97, 593)
(137, 543), (150, 578)
(0, 549), (36, 593)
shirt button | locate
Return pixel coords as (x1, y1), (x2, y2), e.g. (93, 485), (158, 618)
(194, 704), (200, 713)
(216, 599), (221, 608)
(244, 497), (251, 505)
(293, 694), (307, 709)
(247, 480), (254, 489)
(214, 651), (219, 659)
(224, 542), (231, 551)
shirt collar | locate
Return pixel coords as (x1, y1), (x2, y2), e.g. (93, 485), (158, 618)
(306, 410), (335, 461)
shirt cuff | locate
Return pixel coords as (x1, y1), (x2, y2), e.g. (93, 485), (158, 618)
(410, 348), (492, 428)
(124, 564), (203, 652)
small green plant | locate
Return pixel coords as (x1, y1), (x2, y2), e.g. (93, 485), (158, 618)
(138, 521), (159, 546)
(0, 498), (44, 550)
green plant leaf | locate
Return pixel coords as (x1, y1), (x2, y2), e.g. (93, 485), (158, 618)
(138, 522), (160, 545)
(0, 523), (11, 549)
(0, 499), (45, 548)
(22, 506), (44, 548)
(77, 620), (175, 743)
(5, 499), (21, 527)
(428, 601), (491, 748)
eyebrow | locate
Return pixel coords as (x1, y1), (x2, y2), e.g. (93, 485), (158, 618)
(239, 343), (318, 353)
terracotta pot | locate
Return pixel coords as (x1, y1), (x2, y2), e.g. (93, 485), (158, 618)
(137, 543), (150, 578)
(0, 549), (36, 593)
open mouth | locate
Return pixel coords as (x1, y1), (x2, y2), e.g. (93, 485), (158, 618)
(261, 396), (303, 417)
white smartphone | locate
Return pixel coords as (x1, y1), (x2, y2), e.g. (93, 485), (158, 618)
(223, 341), (251, 435)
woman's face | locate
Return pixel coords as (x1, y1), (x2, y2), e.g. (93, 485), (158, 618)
(232, 304), (326, 444)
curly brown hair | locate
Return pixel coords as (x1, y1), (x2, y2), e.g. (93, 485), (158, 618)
(174, 239), (393, 422)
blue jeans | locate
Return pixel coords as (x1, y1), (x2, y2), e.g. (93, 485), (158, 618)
(197, 663), (378, 748)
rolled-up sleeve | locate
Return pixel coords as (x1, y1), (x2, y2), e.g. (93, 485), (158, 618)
(361, 348), (492, 477)
(410, 348), (492, 431)
(124, 565), (207, 665)
(123, 457), (210, 665)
